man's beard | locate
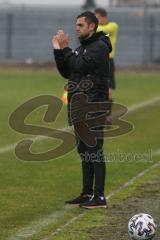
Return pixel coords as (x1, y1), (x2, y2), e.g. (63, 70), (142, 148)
(78, 32), (90, 41)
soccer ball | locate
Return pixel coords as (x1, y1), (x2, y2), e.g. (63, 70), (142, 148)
(128, 213), (157, 240)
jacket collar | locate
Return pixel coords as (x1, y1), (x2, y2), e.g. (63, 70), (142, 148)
(80, 33), (98, 46)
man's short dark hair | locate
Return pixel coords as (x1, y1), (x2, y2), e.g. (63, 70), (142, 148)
(77, 11), (98, 31)
(95, 8), (108, 17)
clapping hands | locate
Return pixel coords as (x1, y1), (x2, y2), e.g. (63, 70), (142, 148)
(52, 30), (69, 49)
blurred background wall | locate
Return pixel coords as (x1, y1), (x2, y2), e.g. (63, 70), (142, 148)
(0, 2), (160, 66)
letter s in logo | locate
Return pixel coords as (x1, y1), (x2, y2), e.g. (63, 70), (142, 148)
(9, 95), (75, 161)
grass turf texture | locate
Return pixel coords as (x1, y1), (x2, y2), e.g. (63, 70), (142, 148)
(0, 68), (159, 239)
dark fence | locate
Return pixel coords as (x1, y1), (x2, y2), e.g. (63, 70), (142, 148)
(0, 5), (160, 66)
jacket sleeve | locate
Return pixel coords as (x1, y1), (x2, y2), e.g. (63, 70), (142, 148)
(62, 43), (109, 73)
(54, 49), (70, 79)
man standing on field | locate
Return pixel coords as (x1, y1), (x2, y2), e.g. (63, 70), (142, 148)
(95, 8), (119, 125)
(52, 11), (112, 209)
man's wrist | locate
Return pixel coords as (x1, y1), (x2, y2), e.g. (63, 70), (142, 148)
(60, 45), (69, 49)
(53, 42), (60, 49)
(62, 47), (71, 53)
(62, 47), (73, 59)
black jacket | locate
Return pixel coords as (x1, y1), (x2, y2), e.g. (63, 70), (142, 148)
(54, 31), (112, 125)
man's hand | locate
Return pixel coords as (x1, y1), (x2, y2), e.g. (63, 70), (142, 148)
(52, 30), (69, 49)
(57, 30), (69, 49)
(52, 36), (60, 49)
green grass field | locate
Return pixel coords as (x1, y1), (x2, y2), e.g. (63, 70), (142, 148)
(0, 68), (159, 240)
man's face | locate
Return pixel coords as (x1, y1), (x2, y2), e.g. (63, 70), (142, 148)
(95, 13), (107, 25)
(76, 17), (95, 40)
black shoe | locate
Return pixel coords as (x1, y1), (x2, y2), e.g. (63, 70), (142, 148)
(65, 193), (92, 205)
(80, 195), (107, 209)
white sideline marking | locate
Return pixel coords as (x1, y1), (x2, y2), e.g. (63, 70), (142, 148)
(153, 149), (160, 156)
(0, 143), (16, 154)
(42, 213), (86, 240)
(106, 151), (160, 200)
(8, 207), (70, 240)
(126, 96), (160, 113)
(0, 126), (71, 154)
(0, 96), (160, 155)
(8, 150), (160, 240)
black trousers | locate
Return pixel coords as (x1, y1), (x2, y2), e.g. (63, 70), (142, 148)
(109, 58), (116, 89)
(74, 126), (106, 196)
